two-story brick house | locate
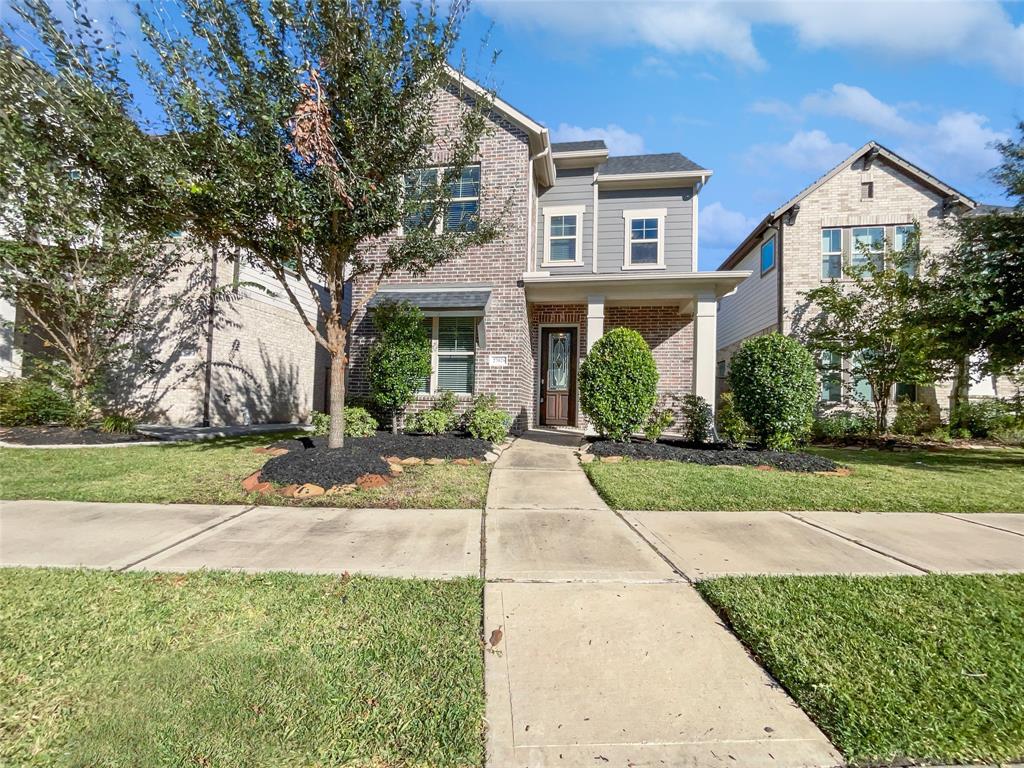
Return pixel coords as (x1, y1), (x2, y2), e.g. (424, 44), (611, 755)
(347, 72), (748, 431)
(716, 140), (1016, 419)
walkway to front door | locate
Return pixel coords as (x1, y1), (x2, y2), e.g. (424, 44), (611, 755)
(482, 430), (842, 767)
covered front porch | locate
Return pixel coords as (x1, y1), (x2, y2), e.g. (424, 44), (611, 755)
(523, 271), (749, 429)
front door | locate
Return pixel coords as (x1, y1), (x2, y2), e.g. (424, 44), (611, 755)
(540, 327), (577, 426)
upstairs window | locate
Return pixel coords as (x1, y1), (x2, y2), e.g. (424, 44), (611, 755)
(403, 165), (480, 233)
(623, 208), (666, 269)
(894, 224), (919, 276)
(852, 226), (884, 270)
(403, 168), (438, 231)
(821, 228), (842, 279)
(760, 236), (776, 274)
(543, 206), (584, 266)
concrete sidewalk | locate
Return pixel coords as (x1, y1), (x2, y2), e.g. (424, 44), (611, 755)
(482, 431), (842, 768)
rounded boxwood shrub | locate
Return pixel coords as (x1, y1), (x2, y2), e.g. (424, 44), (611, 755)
(579, 327), (658, 441)
(728, 333), (817, 450)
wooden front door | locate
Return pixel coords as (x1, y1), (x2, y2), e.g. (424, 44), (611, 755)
(540, 327), (577, 426)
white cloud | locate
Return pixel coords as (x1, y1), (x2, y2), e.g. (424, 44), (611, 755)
(749, 99), (802, 123)
(800, 84), (915, 136)
(552, 122), (645, 155)
(700, 202), (758, 250)
(901, 111), (1007, 184)
(479, 0), (1024, 82)
(633, 55), (678, 79)
(744, 130), (854, 174)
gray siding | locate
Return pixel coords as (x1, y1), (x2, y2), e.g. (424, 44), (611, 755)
(596, 187), (694, 273)
(535, 167), (594, 274)
(717, 236), (779, 350)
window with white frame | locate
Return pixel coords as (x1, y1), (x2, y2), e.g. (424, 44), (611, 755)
(821, 228), (842, 279)
(893, 224), (918, 276)
(417, 316), (477, 394)
(623, 209), (666, 268)
(543, 206), (584, 266)
(851, 226), (884, 270)
(818, 350), (842, 402)
(403, 165), (480, 233)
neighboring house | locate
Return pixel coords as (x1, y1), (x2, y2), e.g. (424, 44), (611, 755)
(2, 242), (327, 426)
(347, 71), (748, 431)
(715, 141), (1017, 419)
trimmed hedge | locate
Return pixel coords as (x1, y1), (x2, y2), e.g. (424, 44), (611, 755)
(729, 333), (817, 450)
(579, 327), (658, 441)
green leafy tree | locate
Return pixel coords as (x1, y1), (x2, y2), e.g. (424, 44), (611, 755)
(799, 229), (943, 433)
(728, 333), (817, 450)
(921, 123), (1024, 413)
(578, 327), (658, 441)
(0, 1), (186, 416)
(141, 0), (500, 447)
(367, 301), (431, 433)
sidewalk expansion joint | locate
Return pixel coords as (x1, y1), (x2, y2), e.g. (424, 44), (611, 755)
(116, 504), (258, 572)
(783, 512), (932, 574)
(486, 577), (686, 584)
(940, 512), (1024, 539)
(609, 508), (693, 584)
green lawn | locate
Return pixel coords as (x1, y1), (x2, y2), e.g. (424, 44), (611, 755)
(584, 445), (1024, 512)
(0, 568), (484, 767)
(0, 435), (491, 508)
(698, 574), (1024, 766)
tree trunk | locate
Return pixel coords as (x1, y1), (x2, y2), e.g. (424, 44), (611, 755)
(877, 396), (889, 434)
(327, 350), (346, 449)
(951, 356), (970, 420)
(391, 411), (399, 435)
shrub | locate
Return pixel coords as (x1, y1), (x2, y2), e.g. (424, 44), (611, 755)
(309, 407), (378, 437)
(643, 407), (675, 443)
(406, 391), (458, 435)
(716, 392), (749, 445)
(578, 328), (658, 441)
(729, 334), (818, 450)
(951, 399), (1017, 438)
(678, 394), (712, 444)
(991, 423), (1024, 446)
(926, 424), (953, 443)
(463, 394), (512, 443)
(367, 301), (432, 433)
(811, 412), (875, 441)
(891, 397), (933, 436)
(0, 378), (75, 426)
(99, 414), (136, 434)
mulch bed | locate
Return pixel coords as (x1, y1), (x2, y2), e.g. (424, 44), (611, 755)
(261, 432), (492, 488)
(0, 426), (155, 446)
(587, 437), (838, 473)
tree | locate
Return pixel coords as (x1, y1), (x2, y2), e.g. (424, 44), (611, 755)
(578, 327), (658, 441)
(367, 301), (431, 433)
(921, 123), (1024, 414)
(0, 1), (186, 416)
(799, 229), (944, 433)
(728, 333), (817, 450)
(141, 0), (500, 447)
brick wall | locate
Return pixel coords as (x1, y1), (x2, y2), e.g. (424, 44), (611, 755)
(348, 85), (535, 431)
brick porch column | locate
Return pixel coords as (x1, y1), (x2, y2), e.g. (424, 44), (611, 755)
(586, 295), (604, 352)
(692, 291), (717, 412)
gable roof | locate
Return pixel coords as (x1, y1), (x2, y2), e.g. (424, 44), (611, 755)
(598, 152), (707, 176)
(717, 141), (978, 271)
(552, 140), (607, 153)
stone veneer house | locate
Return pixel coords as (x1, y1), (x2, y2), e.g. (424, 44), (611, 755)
(716, 141), (1016, 419)
(346, 72), (748, 431)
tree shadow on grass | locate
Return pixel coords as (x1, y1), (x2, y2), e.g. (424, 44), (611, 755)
(816, 446), (1024, 474)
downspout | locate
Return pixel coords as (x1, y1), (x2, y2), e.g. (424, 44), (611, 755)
(776, 217), (784, 332)
(201, 241), (218, 427)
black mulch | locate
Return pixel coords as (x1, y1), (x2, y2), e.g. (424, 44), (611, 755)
(587, 437), (838, 473)
(0, 426), (156, 445)
(261, 431), (492, 487)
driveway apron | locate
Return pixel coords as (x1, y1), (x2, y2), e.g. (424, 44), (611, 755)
(483, 431), (842, 768)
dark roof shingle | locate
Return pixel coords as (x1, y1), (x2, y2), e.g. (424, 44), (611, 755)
(552, 140), (608, 153)
(597, 152), (706, 175)
(367, 288), (491, 310)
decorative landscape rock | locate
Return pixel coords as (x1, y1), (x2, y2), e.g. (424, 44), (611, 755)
(587, 438), (838, 473)
(425, 457), (446, 466)
(484, 451), (499, 463)
(294, 483), (325, 498)
(356, 473), (388, 490)
(399, 456), (423, 466)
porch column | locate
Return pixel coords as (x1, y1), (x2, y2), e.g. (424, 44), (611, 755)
(692, 291), (717, 412)
(586, 294), (604, 352)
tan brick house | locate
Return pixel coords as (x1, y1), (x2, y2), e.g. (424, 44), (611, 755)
(716, 141), (1017, 419)
(347, 72), (748, 431)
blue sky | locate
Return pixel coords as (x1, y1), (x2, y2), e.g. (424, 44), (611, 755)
(461, 0), (1024, 267)
(4, 0), (1022, 268)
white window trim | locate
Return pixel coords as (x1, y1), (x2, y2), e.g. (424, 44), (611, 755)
(821, 227), (842, 280)
(851, 226), (885, 269)
(418, 314), (478, 396)
(622, 208), (667, 270)
(399, 164), (481, 237)
(542, 205), (586, 267)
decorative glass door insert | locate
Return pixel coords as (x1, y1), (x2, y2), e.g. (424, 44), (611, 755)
(547, 332), (571, 390)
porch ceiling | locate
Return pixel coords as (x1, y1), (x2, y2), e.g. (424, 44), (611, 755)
(521, 270), (751, 305)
